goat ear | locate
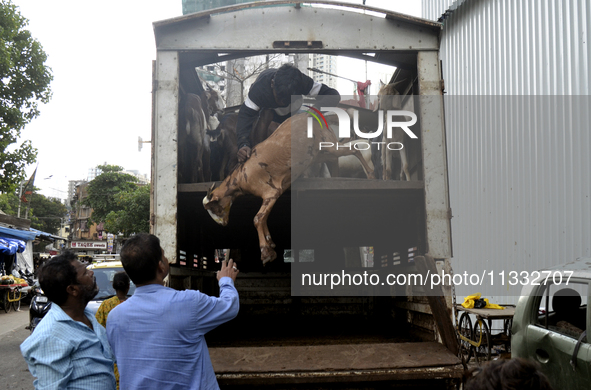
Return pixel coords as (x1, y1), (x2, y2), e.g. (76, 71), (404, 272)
(207, 183), (216, 200)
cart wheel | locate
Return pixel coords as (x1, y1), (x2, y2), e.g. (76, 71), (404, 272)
(503, 318), (513, 336)
(11, 290), (21, 311)
(503, 318), (513, 353)
(2, 290), (11, 313)
(473, 319), (492, 363)
(458, 312), (473, 364)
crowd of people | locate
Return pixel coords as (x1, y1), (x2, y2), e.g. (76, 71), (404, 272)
(18, 232), (554, 390)
(20, 233), (239, 390)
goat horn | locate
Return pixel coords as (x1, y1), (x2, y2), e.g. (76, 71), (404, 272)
(389, 79), (407, 87)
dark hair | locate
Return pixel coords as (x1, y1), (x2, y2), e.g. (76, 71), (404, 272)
(38, 251), (79, 305)
(112, 271), (130, 292)
(273, 63), (302, 106)
(464, 358), (554, 390)
(120, 234), (162, 285)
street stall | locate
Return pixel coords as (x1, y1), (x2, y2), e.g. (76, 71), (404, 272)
(0, 236), (29, 312)
(0, 221), (66, 312)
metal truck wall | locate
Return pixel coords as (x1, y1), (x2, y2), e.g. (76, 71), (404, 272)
(422, 0), (591, 304)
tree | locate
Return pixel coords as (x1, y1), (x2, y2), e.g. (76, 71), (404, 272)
(0, 191), (18, 214)
(28, 193), (67, 234)
(0, 189), (67, 234)
(104, 185), (150, 237)
(0, 1), (53, 193)
(83, 165), (138, 226)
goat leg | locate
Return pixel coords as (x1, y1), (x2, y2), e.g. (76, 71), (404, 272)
(254, 196), (279, 264)
(400, 147), (410, 181)
(325, 145), (375, 179)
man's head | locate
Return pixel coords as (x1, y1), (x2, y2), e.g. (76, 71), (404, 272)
(39, 252), (98, 306)
(112, 271), (130, 295)
(464, 358), (553, 390)
(272, 63), (302, 106)
(120, 233), (168, 285)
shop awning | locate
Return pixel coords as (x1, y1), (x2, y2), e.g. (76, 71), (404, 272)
(29, 228), (67, 241)
(0, 237), (26, 255)
(0, 225), (37, 241)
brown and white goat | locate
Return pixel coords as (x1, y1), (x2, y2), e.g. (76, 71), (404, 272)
(203, 113), (374, 264)
(207, 113), (238, 181)
(377, 80), (410, 181)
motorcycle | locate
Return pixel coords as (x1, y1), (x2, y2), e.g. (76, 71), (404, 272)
(16, 269), (37, 305)
(29, 281), (51, 333)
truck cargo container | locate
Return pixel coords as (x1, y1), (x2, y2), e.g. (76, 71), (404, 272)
(151, 1), (460, 388)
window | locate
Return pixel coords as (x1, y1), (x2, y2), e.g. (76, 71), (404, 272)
(535, 281), (588, 339)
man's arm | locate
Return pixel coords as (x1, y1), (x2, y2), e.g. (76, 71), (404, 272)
(194, 259), (240, 334)
(236, 103), (260, 162)
(237, 94), (263, 148)
(21, 337), (74, 390)
(312, 83), (341, 109)
(304, 75), (341, 109)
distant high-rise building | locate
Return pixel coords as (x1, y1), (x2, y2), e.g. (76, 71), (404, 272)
(124, 170), (150, 185)
(87, 166), (102, 181)
(68, 180), (86, 205)
(309, 54), (337, 89)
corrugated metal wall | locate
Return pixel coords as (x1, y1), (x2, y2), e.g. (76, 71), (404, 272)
(422, 0), (591, 303)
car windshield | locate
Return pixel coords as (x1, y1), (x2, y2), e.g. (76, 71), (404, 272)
(93, 267), (136, 300)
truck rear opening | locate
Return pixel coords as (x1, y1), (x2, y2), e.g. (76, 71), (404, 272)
(153, 1), (459, 388)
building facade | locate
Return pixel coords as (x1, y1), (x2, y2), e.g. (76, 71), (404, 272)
(67, 182), (107, 256)
(422, 0), (591, 303)
(309, 54), (337, 89)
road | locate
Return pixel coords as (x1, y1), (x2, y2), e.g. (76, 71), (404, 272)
(0, 304), (35, 390)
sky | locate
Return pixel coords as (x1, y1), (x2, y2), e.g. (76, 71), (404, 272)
(11, 0), (421, 201)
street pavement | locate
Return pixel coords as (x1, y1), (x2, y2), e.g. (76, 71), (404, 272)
(0, 304), (35, 390)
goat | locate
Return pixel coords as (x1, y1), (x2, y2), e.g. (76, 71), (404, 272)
(376, 80), (409, 181)
(203, 113), (374, 264)
(183, 93), (211, 182)
(207, 113), (238, 181)
(178, 67), (224, 182)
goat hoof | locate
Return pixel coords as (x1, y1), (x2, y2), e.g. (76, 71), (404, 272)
(261, 247), (277, 265)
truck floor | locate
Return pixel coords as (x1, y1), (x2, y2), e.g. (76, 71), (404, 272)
(211, 341), (462, 389)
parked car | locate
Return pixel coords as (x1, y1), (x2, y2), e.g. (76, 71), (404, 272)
(512, 257), (590, 390)
(86, 261), (135, 315)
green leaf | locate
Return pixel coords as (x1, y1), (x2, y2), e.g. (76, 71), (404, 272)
(0, 0), (52, 193)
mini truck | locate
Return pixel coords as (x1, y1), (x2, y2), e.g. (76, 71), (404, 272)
(151, 1), (459, 388)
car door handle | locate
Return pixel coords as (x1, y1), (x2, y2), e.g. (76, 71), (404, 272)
(535, 348), (550, 363)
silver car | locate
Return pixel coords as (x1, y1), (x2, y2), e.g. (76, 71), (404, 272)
(512, 257), (590, 389)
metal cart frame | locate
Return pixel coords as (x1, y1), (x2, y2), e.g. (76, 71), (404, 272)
(455, 305), (516, 364)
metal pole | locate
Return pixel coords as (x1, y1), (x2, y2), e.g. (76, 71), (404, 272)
(17, 182), (23, 218)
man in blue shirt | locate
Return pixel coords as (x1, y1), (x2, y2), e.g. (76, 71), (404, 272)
(21, 252), (116, 390)
(107, 233), (239, 390)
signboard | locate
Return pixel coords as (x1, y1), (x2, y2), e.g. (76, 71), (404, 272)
(70, 241), (107, 249)
(107, 233), (114, 252)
